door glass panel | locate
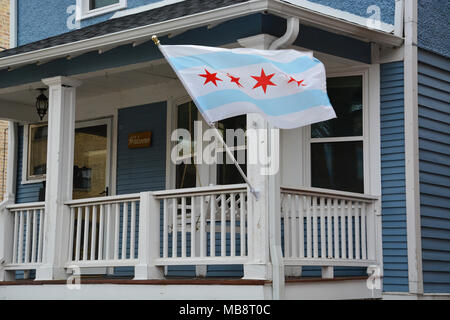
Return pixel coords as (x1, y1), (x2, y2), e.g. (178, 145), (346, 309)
(311, 141), (363, 193)
(311, 76), (363, 138)
(176, 101), (198, 189)
(28, 125), (48, 178)
(216, 115), (247, 185)
(73, 125), (108, 200)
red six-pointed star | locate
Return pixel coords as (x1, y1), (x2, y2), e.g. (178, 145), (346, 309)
(288, 76), (307, 87)
(199, 69), (222, 86)
(227, 74), (243, 88)
(251, 68), (277, 93)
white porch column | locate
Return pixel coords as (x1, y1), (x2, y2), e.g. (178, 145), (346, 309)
(238, 35), (284, 289)
(0, 121), (18, 281)
(35, 76), (81, 281)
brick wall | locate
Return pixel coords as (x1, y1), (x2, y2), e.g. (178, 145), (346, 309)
(0, 0), (9, 200)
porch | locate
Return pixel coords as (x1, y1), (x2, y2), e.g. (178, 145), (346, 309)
(0, 20), (387, 298)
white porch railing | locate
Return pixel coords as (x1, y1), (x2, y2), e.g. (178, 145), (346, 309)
(153, 184), (249, 266)
(280, 186), (379, 267)
(4, 202), (45, 270)
(65, 194), (140, 268)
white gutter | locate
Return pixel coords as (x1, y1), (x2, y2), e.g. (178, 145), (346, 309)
(403, 0), (423, 295)
(9, 0), (17, 48)
(267, 17), (299, 300)
(0, 0), (403, 71)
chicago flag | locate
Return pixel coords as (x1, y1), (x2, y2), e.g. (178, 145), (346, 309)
(159, 44), (336, 129)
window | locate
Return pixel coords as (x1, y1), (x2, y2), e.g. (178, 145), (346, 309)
(76, 0), (127, 20)
(309, 75), (365, 193)
(24, 119), (111, 200)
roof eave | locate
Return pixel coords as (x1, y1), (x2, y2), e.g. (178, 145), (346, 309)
(0, 0), (404, 70)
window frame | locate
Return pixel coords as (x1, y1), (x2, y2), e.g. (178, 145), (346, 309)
(22, 118), (113, 192)
(304, 68), (370, 194)
(76, 0), (127, 21)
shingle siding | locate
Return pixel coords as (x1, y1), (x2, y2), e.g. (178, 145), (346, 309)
(418, 48), (450, 294)
(380, 62), (409, 292)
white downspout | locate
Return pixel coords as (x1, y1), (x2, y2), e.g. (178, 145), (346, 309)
(10, 0), (17, 48)
(394, 0), (405, 37)
(268, 16), (300, 300)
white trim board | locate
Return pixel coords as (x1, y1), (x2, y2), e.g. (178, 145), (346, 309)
(111, 0), (185, 19)
(283, 0), (395, 33)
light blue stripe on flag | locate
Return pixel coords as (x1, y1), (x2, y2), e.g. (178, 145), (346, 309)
(169, 52), (321, 73)
(196, 89), (331, 116)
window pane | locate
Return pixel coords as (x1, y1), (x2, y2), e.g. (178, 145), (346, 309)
(73, 125), (108, 200)
(311, 76), (363, 138)
(216, 115), (247, 185)
(311, 141), (363, 193)
(29, 125), (48, 177)
(176, 102), (198, 189)
(90, 0), (119, 9)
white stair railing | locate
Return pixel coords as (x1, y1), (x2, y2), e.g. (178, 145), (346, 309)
(153, 184), (249, 265)
(65, 194), (140, 268)
(281, 186), (380, 267)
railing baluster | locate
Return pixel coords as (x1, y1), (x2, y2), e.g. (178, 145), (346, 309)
(83, 206), (90, 261)
(75, 207), (82, 261)
(91, 205), (97, 260)
(31, 210), (38, 263)
(18, 211), (24, 264)
(306, 196), (312, 258)
(333, 199), (339, 259)
(230, 193), (236, 257)
(347, 200), (353, 260)
(122, 202), (128, 260)
(361, 202), (367, 260)
(220, 194), (226, 257)
(210, 195), (216, 257)
(200, 196), (206, 257)
(181, 197), (187, 258)
(130, 201), (136, 260)
(172, 198), (178, 258)
(114, 203), (120, 260)
(105, 204), (112, 260)
(320, 197), (326, 259)
(24, 210), (31, 264)
(240, 192), (246, 257)
(283, 194), (290, 258)
(163, 199), (168, 258)
(290, 194), (297, 258)
(355, 201), (360, 260)
(37, 209), (44, 263)
(12, 212), (18, 264)
(312, 197), (318, 259)
(68, 208), (75, 262)
(298, 195), (304, 258)
(341, 200), (347, 259)
(327, 198), (332, 259)
(191, 197), (196, 258)
(98, 205), (104, 260)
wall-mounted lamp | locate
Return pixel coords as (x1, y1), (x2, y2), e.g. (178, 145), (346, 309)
(35, 88), (49, 121)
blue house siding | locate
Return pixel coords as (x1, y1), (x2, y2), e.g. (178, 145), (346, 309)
(15, 126), (44, 204)
(380, 62), (409, 292)
(418, 49), (450, 293)
(115, 102), (167, 277)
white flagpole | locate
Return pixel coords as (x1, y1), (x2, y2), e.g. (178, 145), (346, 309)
(152, 35), (259, 198)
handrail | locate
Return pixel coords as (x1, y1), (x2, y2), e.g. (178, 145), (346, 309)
(154, 184), (248, 199)
(281, 186), (378, 203)
(65, 193), (140, 207)
(6, 201), (45, 211)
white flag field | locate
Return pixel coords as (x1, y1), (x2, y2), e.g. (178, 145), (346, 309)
(159, 44), (336, 129)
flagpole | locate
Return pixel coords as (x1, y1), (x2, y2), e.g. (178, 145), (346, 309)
(152, 35), (259, 198)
